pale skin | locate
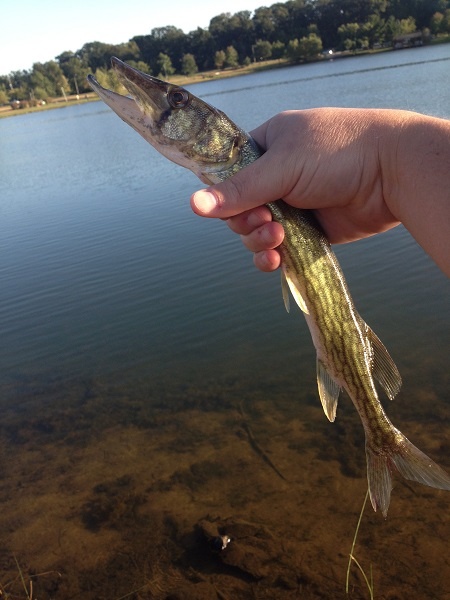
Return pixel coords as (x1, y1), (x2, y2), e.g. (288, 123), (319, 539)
(190, 108), (450, 278)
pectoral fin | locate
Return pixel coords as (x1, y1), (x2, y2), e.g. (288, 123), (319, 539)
(281, 270), (290, 312)
(281, 267), (309, 314)
(317, 358), (341, 422)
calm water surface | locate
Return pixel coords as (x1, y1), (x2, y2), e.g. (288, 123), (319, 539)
(0, 45), (449, 599)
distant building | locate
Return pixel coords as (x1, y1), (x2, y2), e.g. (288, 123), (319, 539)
(393, 32), (423, 49)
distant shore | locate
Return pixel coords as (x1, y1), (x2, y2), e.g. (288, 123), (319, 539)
(0, 56), (297, 119)
(1, 40), (449, 119)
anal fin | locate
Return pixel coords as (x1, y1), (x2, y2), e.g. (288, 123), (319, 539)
(317, 358), (341, 422)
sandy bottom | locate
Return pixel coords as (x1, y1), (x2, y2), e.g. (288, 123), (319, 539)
(0, 369), (449, 599)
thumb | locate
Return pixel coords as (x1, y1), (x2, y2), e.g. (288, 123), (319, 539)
(190, 152), (282, 219)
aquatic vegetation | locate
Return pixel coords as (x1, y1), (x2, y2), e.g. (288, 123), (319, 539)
(346, 490), (374, 600)
(0, 556), (61, 600)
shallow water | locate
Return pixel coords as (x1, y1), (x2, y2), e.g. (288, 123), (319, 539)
(0, 45), (449, 598)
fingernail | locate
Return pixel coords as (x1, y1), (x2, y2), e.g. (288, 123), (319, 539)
(192, 190), (217, 214)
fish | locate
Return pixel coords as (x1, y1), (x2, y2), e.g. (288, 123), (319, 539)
(87, 58), (450, 516)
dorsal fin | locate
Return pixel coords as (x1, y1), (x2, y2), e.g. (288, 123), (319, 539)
(366, 325), (402, 400)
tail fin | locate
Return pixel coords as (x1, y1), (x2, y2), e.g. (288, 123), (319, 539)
(365, 431), (450, 517)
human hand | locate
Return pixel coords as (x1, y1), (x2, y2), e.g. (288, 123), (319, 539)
(191, 108), (403, 271)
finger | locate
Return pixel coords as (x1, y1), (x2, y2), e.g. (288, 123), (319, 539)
(253, 249), (281, 272)
(226, 206), (273, 235)
(240, 222), (284, 253)
(248, 119), (271, 149)
(190, 151), (287, 219)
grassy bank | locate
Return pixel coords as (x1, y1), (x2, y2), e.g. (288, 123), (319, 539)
(0, 93), (99, 118)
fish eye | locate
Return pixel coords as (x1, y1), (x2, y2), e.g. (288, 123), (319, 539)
(168, 88), (190, 108)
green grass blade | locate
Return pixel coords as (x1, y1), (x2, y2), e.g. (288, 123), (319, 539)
(346, 488), (374, 598)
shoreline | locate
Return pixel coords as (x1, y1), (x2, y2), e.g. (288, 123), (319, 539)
(1, 40), (448, 119)
(0, 57), (298, 119)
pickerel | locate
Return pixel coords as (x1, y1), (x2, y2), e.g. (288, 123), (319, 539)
(88, 58), (450, 516)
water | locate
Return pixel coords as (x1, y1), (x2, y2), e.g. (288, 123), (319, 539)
(0, 45), (449, 598)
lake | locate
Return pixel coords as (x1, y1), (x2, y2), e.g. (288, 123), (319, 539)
(0, 44), (449, 599)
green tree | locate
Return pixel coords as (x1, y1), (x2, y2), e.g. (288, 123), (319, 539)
(6, 70), (30, 100)
(78, 41), (115, 71)
(224, 45), (239, 68)
(359, 36), (370, 49)
(430, 11), (444, 33)
(214, 50), (226, 69)
(362, 13), (387, 47)
(287, 38), (300, 61)
(157, 53), (175, 78)
(57, 52), (91, 94)
(287, 32), (323, 61)
(113, 40), (140, 63)
(398, 16), (417, 34)
(443, 9), (450, 33)
(209, 12), (254, 64)
(93, 67), (121, 92)
(126, 60), (151, 74)
(298, 32), (323, 59)
(271, 40), (286, 59)
(187, 27), (215, 71)
(3, 0), (448, 89)
(32, 87), (47, 101)
(253, 6), (275, 40)
(385, 15), (416, 41)
(338, 22), (360, 51)
(181, 53), (198, 76)
(307, 23), (320, 36)
(30, 61), (70, 98)
(151, 26), (186, 72)
(253, 39), (272, 61)
(272, 4), (292, 38)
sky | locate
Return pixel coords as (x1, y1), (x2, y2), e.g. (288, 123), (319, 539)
(1, 0), (266, 75)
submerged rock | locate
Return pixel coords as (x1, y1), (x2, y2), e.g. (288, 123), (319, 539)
(197, 515), (302, 587)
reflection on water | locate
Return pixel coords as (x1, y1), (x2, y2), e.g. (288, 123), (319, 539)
(0, 46), (449, 598)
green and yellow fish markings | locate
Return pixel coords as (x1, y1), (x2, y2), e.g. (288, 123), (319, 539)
(88, 58), (450, 517)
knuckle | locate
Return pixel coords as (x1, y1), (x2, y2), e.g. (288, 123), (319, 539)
(225, 175), (247, 206)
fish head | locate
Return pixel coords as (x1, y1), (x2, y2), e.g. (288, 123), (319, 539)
(88, 57), (253, 184)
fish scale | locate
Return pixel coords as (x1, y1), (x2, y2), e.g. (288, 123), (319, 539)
(88, 57), (450, 517)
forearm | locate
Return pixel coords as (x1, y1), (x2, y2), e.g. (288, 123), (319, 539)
(382, 111), (450, 277)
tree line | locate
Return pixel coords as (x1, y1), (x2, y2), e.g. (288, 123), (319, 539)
(1, 0), (449, 106)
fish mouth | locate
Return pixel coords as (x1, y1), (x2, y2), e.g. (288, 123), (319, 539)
(110, 57), (171, 114)
(87, 57), (171, 118)
(110, 57), (166, 91)
(87, 57), (174, 146)
(88, 57), (244, 177)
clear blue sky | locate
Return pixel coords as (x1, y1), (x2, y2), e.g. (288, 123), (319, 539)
(1, 0), (264, 75)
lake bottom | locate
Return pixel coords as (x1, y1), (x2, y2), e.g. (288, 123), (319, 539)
(1, 364), (449, 599)
(1, 44), (450, 598)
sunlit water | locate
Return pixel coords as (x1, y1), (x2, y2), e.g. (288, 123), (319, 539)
(0, 45), (449, 599)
